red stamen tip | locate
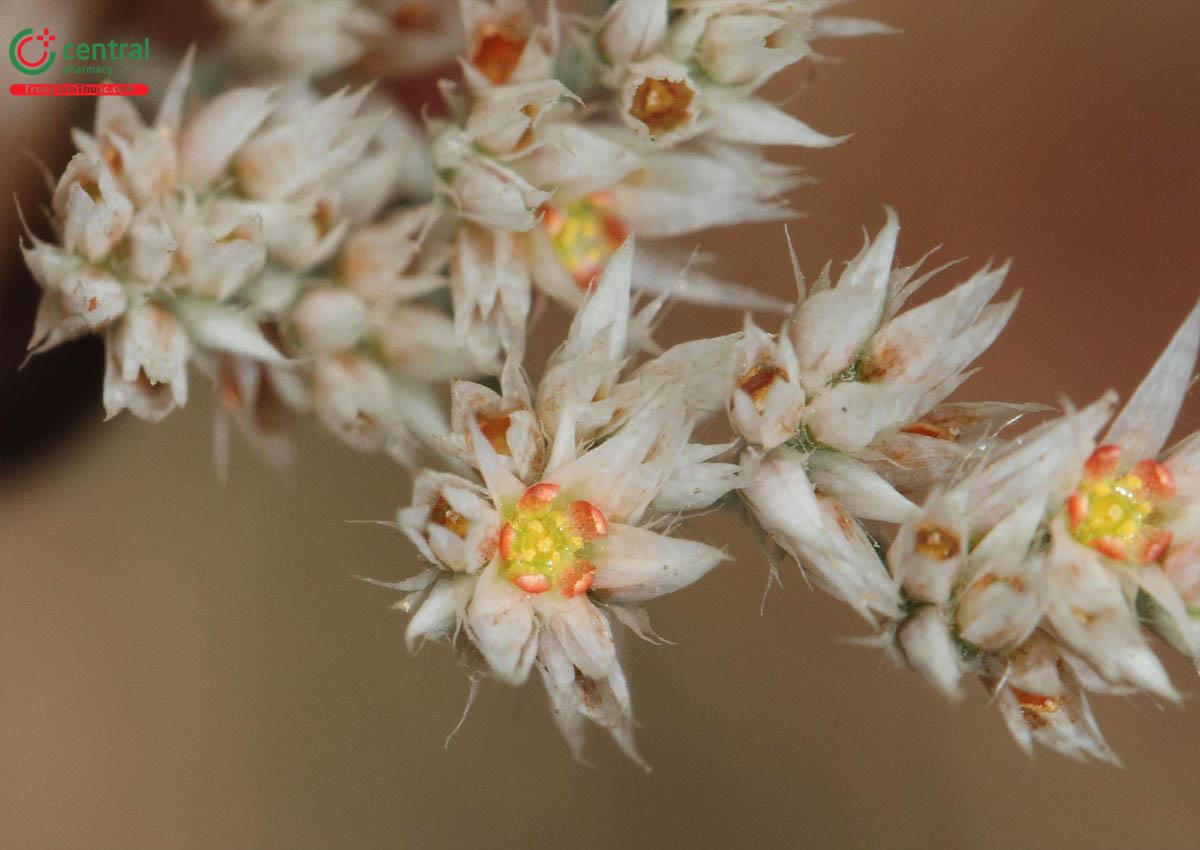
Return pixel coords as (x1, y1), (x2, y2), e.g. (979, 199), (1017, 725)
(1093, 536), (1128, 561)
(1083, 444), (1122, 481)
(1067, 492), (1088, 531)
(498, 523), (516, 561)
(1133, 459), (1177, 502)
(1137, 529), (1174, 564)
(519, 481), (561, 510)
(568, 500), (608, 539)
(514, 573), (550, 594)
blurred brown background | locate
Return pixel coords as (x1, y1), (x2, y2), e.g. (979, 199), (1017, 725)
(2, 2), (1200, 848)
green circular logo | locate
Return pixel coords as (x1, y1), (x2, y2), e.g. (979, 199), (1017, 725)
(10, 27), (57, 76)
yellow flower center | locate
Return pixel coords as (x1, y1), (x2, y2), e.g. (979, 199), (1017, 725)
(1070, 474), (1152, 547)
(542, 195), (627, 290)
(499, 483), (606, 596)
(1066, 446), (1176, 564)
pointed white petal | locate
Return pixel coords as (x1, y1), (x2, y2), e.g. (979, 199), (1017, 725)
(592, 524), (728, 603)
(465, 560), (538, 686)
(1106, 300), (1200, 461)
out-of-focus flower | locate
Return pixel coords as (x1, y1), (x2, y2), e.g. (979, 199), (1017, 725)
(460, 0), (557, 89)
(212, 0), (386, 79)
(599, 0), (667, 64)
(431, 41), (794, 355)
(590, 0), (886, 150)
(103, 303), (191, 422)
(20, 54), (417, 446)
(363, 0), (464, 79)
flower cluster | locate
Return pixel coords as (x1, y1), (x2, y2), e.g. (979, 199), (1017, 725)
(18, 0), (1200, 767)
(734, 214), (1200, 764)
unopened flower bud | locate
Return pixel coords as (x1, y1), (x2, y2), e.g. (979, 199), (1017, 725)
(600, 0), (667, 63)
(291, 288), (369, 352)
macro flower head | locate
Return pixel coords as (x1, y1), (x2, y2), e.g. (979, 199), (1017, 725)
(736, 210), (1020, 620)
(879, 302), (1200, 762)
(593, 0), (884, 150)
(380, 240), (737, 763)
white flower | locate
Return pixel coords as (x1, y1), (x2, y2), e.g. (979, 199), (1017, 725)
(311, 352), (401, 455)
(234, 85), (384, 202)
(22, 54), (411, 441)
(878, 304), (1200, 763)
(438, 100), (793, 348)
(595, 2), (864, 151)
(178, 85), (274, 188)
(52, 155), (134, 263)
(379, 243), (735, 762)
(459, 0), (557, 89)
(981, 631), (1118, 764)
(736, 210), (1018, 621)
(742, 446), (902, 621)
(374, 303), (491, 382)
(395, 395), (729, 764)
(955, 304), (1200, 700)
(600, 0), (668, 63)
(213, 0), (385, 79)
(433, 129), (551, 231)
(212, 352), (305, 475)
(290, 287), (369, 352)
(26, 263), (128, 355)
(103, 303), (191, 422)
(678, 0), (813, 87)
(339, 204), (448, 303)
(73, 64), (191, 203)
(729, 314), (804, 450)
(619, 57), (703, 145)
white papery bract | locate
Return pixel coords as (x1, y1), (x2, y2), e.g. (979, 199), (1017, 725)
(211, 0), (465, 81)
(880, 303), (1200, 763)
(23, 50), (476, 473)
(598, 0), (877, 149)
(426, 0), (894, 358)
(380, 241), (735, 763)
(736, 210), (1019, 622)
(26, 56), (277, 421)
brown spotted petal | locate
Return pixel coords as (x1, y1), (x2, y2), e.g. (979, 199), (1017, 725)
(954, 499), (1048, 652)
(981, 632), (1118, 764)
(102, 303), (191, 424)
(1044, 520), (1177, 700)
(888, 491), (967, 605)
(730, 317), (805, 450)
(741, 447), (901, 622)
(534, 596), (644, 767)
(398, 470), (501, 574)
